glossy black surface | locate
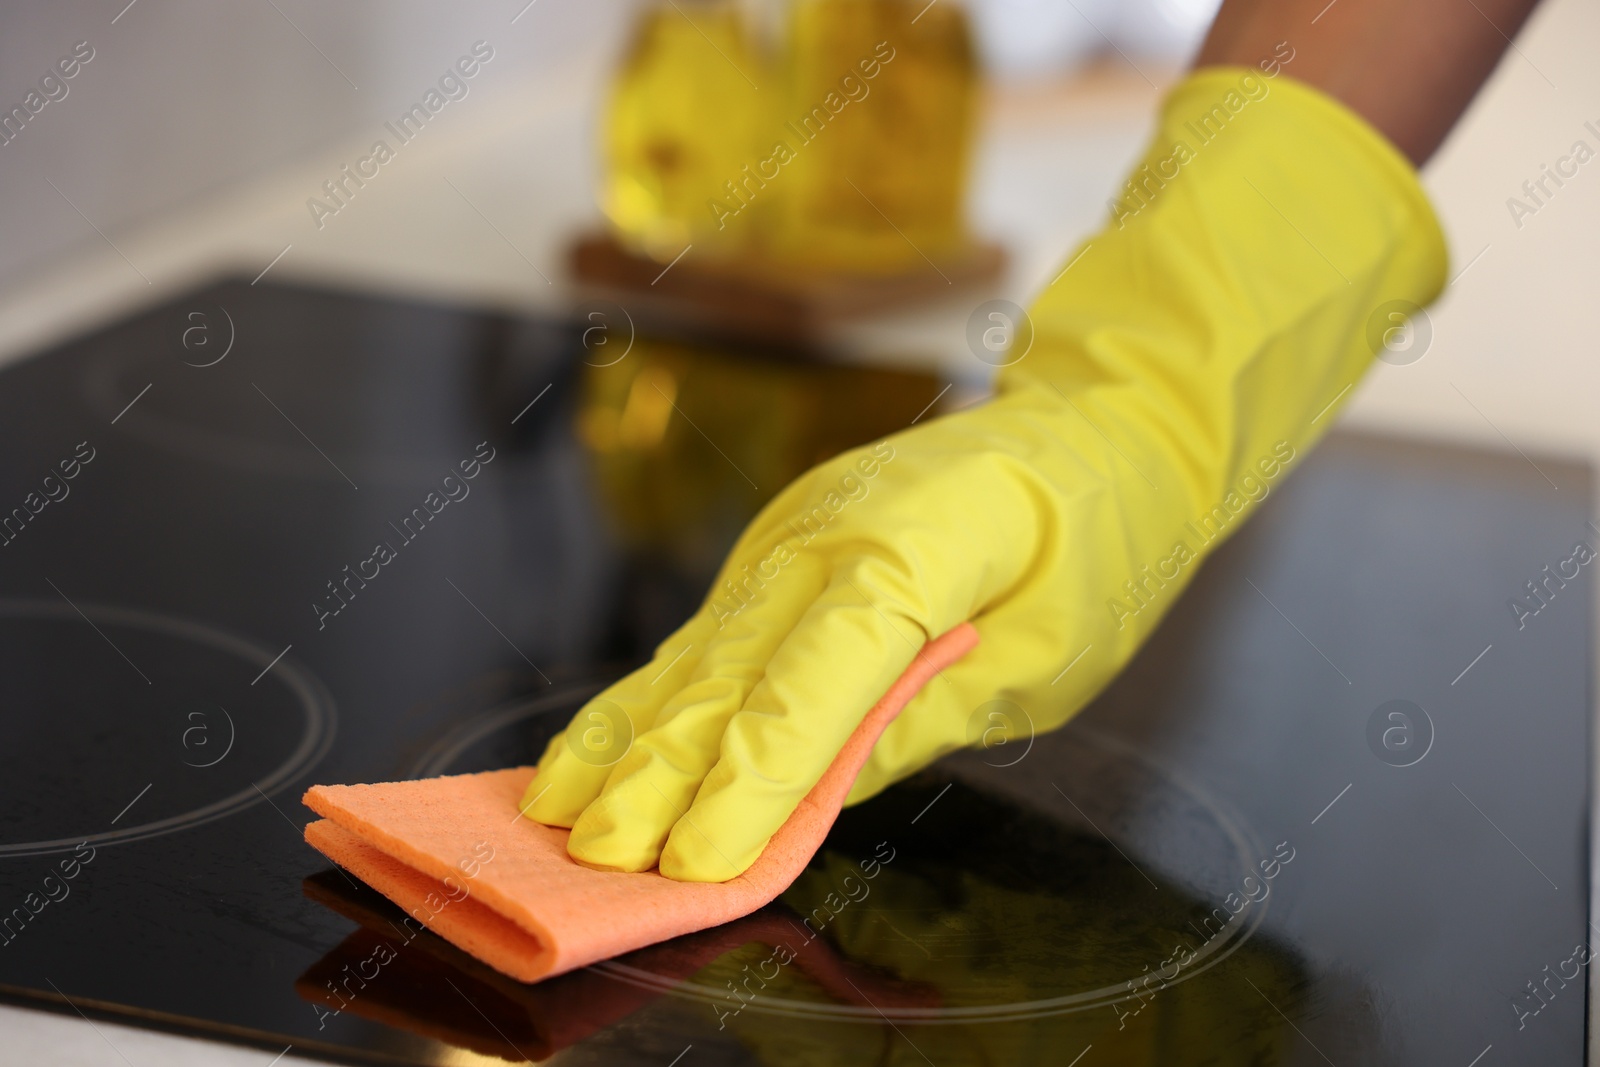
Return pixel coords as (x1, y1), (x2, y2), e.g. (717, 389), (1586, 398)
(0, 280), (1589, 1065)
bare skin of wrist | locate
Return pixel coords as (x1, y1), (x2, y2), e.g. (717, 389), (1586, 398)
(1196, 0), (1545, 165)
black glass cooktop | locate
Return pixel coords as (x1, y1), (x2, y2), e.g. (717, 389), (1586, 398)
(0, 279), (1589, 1066)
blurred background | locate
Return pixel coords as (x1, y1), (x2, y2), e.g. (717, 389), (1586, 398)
(1, 0), (1593, 464)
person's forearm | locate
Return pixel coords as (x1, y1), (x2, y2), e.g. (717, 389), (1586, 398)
(1197, 0), (1545, 165)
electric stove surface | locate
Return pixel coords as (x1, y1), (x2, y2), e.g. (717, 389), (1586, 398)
(0, 280), (1589, 1066)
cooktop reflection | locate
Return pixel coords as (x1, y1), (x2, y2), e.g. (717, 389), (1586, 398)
(0, 278), (1589, 1066)
(406, 694), (1280, 1027)
(0, 600), (334, 856)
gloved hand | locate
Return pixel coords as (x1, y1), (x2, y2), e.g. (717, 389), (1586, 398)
(526, 68), (1447, 882)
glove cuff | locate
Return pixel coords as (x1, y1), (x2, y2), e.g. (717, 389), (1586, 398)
(995, 64), (1449, 506)
(1132, 65), (1448, 285)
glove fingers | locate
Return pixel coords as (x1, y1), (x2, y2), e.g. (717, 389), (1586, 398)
(659, 561), (935, 881)
(523, 612), (712, 826)
(848, 610), (1101, 805)
(562, 553), (829, 872)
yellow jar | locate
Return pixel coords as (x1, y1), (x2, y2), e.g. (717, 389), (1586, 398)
(770, 0), (978, 274)
(601, 1), (768, 262)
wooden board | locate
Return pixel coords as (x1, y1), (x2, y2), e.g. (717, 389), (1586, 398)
(568, 231), (1006, 345)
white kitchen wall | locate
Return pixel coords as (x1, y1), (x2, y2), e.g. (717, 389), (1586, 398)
(0, 1), (633, 290)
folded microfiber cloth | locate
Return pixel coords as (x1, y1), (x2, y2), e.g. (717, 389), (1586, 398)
(302, 623), (978, 983)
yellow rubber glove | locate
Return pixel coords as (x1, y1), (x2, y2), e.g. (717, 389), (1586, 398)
(526, 68), (1447, 882)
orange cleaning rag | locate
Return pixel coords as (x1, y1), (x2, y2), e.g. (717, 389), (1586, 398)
(302, 623), (978, 983)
